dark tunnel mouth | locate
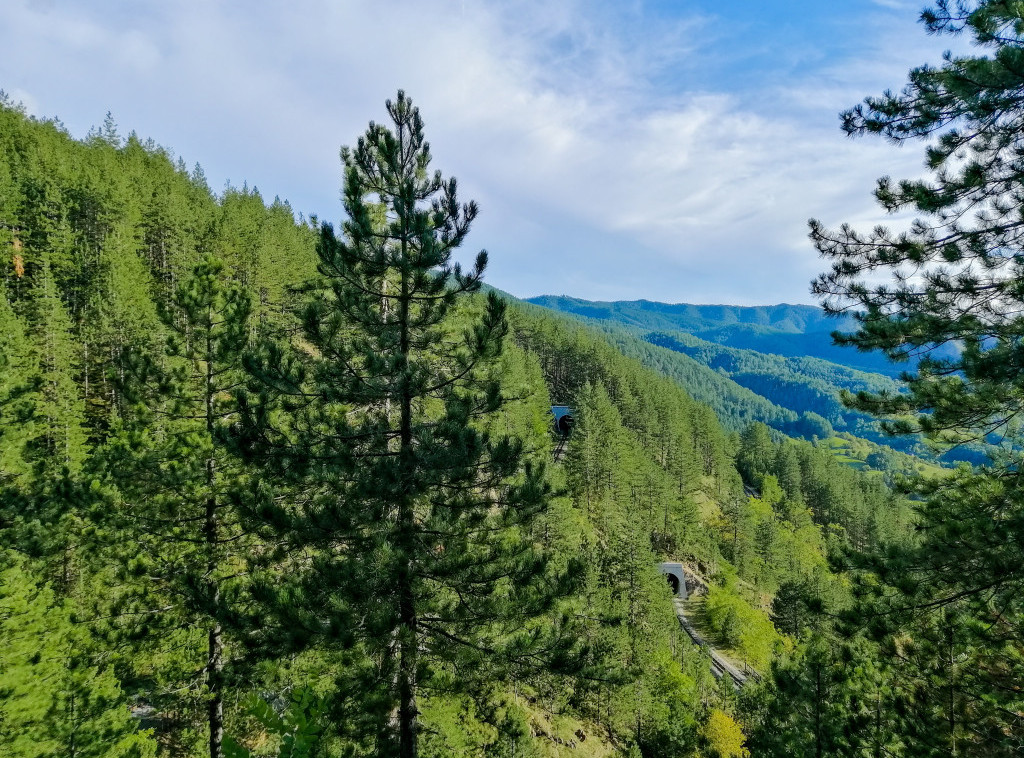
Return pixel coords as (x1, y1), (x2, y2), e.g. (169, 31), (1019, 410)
(557, 414), (574, 435)
(666, 573), (680, 594)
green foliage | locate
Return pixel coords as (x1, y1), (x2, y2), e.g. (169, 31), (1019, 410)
(230, 92), (576, 757)
(702, 709), (749, 758)
(0, 96), (316, 758)
(524, 296), (995, 464)
(0, 90), (945, 758)
(736, 422), (774, 487)
(93, 255), (254, 757)
(806, 2), (1024, 752)
(0, 554), (157, 758)
(0, 278), (37, 486)
(27, 256), (88, 471)
(703, 581), (779, 670)
(223, 690), (324, 758)
(418, 695), (502, 758)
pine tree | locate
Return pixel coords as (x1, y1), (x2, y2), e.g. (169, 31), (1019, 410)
(736, 423), (773, 489)
(0, 279), (36, 487)
(0, 555), (157, 758)
(232, 92), (573, 757)
(772, 443), (805, 520)
(809, 1), (1024, 748)
(28, 256), (87, 472)
(751, 635), (846, 758)
(95, 256), (252, 758)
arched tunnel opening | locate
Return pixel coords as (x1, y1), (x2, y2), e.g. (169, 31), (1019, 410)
(666, 573), (680, 595)
(551, 406), (576, 438)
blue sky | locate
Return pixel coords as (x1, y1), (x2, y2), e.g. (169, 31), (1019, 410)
(0, 0), (954, 304)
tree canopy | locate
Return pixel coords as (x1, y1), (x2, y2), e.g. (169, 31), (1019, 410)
(809, 1), (1024, 752)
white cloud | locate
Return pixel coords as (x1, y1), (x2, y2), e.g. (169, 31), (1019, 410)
(4, 87), (40, 117)
(0, 0), (951, 304)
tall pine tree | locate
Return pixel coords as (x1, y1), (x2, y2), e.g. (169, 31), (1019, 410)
(96, 256), (252, 758)
(232, 92), (573, 757)
(809, 1), (1024, 750)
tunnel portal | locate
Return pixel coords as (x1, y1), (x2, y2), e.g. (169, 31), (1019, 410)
(551, 405), (575, 436)
(657, 562), (688, 599)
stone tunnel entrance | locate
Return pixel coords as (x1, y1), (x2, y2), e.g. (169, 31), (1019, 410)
(551, 405), (575, 436)
(657, 562), (687, 599)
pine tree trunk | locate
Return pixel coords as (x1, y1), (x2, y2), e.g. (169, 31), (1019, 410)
(83, 338), (89, 401)
(947, 620), (956, 757)
(205, 319), (224, 758)
(208, 617), (223, 758)
(397, 552), (417, 758)
(873, 689), (882, 758)
(397, 241), (418, 758)
(206, 475), (224, 758)
(814, 661), (823, 758)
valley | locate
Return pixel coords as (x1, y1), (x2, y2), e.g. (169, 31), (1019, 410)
(3, 2), (1024, 752)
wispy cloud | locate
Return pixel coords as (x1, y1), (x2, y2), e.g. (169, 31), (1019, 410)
(0, 0), (946, 304)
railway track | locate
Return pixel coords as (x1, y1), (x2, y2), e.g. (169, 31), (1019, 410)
(671, 597), (749, 689)
(553, 434), (569, 462)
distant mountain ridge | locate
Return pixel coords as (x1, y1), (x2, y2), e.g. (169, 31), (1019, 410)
(526, 297), (849, 332)
(513, 294), (983, 463)
(524, 296), (904, 377)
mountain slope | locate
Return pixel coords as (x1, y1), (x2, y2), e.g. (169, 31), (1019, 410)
(642, 330), (898, 440)
(510, 301), (807, 435)
(525, 296), (938, 377)
(514, 299), (901, 440)
(518, 297), (996, 466)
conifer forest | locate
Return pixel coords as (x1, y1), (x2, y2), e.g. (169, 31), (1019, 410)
(3, 2), (1024, 756)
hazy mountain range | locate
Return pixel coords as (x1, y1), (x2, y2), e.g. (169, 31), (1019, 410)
(520, 295), (975, 463)
(526, 296), (905, 377)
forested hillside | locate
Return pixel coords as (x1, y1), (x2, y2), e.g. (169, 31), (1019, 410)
(0, 74), (1014, 758)
(523, 298), (894, 440)
(523, 298), (993, 465)
(524, 297), (899, 375)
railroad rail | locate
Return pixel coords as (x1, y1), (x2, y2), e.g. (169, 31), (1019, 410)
(671, 597), (751, 689)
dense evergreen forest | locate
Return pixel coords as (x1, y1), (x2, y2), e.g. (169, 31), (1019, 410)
(0, 92), (914, 757)
(4, 2), (1024, 754)
(523, 297), (959, 379)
